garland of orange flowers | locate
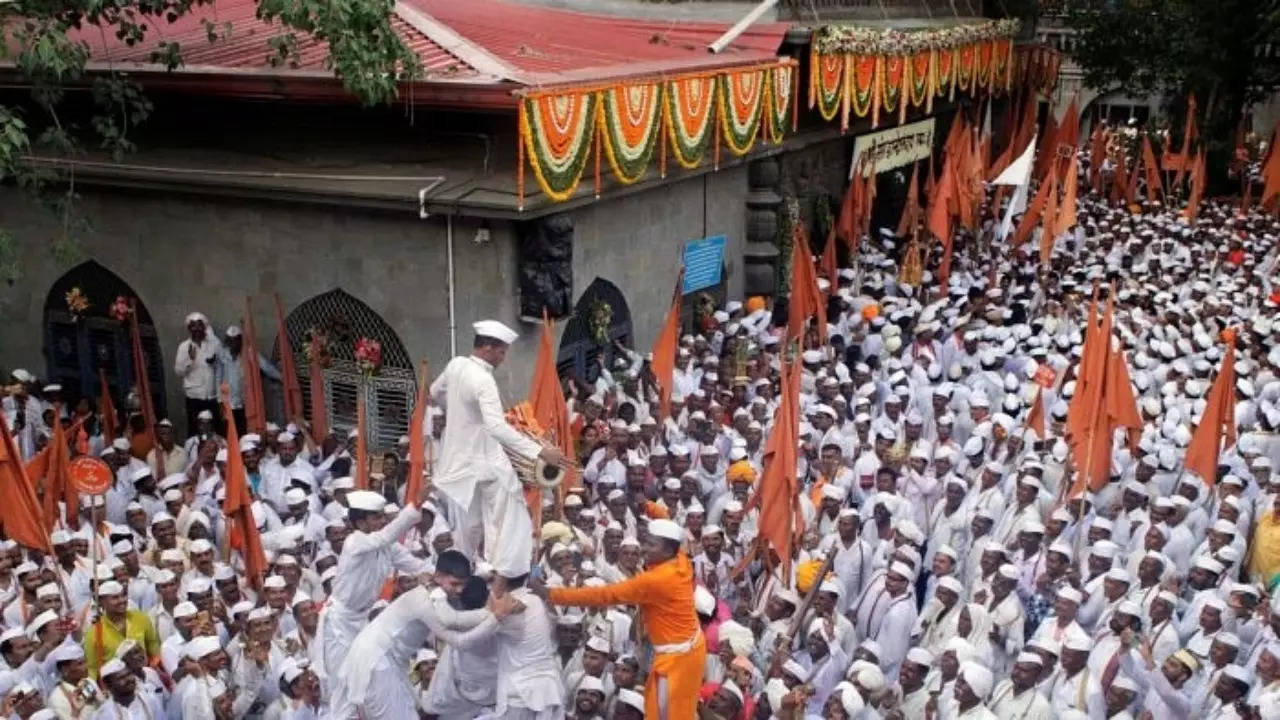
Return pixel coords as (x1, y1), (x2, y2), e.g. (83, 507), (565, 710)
(598, 83), (663, 185)
(935, 48), (956, 99)
(764, 65), (794, 144)
(519, 91), (599, 203)
(956, 43), (975, 92)
(849, 55), (876, 119)
(907, 50), (932, 110)
(809, 49), (844, 122)
(976, 40), (994, 91)
(719, 68), (766, 156)
(664, 75), (717, 169)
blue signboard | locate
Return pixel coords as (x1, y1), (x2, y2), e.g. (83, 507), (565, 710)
(682, 235), (726, 295)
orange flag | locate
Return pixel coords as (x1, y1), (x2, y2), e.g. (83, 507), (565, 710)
(129, 312), (160, 473)
(897, 161), (921, 236)
(0, 413), (52, 553)
(650, 273), (683, 422)
(1088, 125), (1106, 189)
(1039, 171), (1060, 265)
(98, 369), (116, 446)
(1262, 122), (1280, 211)
(404, 360), (431, 507)
(1055, 96), (1080, 156)
(1053, 155), (1078, 238)
(1123, 150), (1142, 206)
(930, 157), (957, 292)
(1065, 287), (1101, 444)
(1106, 342), (1144, 453)
(307, 349), (330, 443)
(240, 298), (267, 435)
(355, 393), (370, 489)
(819, 230), (838, 295)
(744, 357), (801, 580)
(834, 171), (860, 251)
(1141, 135), (1163, 202)
(220, 391), (267, 590)
(1183, 151), (1206, 221)
(1010, 172), (1053, 248)
(1173, 94), (1197, 188)
(787, 226), (827, 344)
(40, 412), (78, 532)
(1067, 292), (1115, 495)
(1026, 387), (1046, 440)
(529, 314), (576, 489)
(1034, 112), (1059, 181)
(274, 295), (303, 423)
(1184, 335), (1237, 486)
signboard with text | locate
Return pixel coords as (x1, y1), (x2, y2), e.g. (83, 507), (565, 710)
(682, 235), (726, 294)
(850, 117), (936, 178)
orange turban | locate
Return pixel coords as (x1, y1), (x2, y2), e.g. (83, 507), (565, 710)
(746, 296), (767, 314)
(726, 460), (757, 486)
(861, 304), (880, 321)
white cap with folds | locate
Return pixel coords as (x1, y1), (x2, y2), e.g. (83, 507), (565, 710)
(184, 635), (222, 660)
(347, 490), (387, 513)
(616, 688), (645, 711)
(648, 519), (683, 542)
(99, 659), (129, 677)
(473, 320), (518, 344)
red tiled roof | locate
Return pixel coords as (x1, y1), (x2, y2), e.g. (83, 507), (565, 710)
(67, 0), (480, 79)
(57, 0), (789, 99)
(401, 0), (791, 85)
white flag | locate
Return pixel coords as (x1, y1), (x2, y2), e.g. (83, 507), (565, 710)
(996, 135), (1036, 241)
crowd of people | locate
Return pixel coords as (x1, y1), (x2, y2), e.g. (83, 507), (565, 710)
(1, 138), (1280, 720)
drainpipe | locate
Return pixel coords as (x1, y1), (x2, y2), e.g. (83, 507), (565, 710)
(417, 178), (456, 357)
(708, 0), (778, 54)
(446, 214), (457, 357)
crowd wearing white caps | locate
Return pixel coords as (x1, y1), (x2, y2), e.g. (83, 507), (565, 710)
(4, 174), (1280, 720)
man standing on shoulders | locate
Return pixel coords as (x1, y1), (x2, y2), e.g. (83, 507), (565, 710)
(430, 320), (566, 577)
(537, 518), (705, 720)
(174, 312), (222, 436)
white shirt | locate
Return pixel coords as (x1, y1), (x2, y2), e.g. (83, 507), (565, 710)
(174, 336), (222, 401)
(430, 356), (542, 510)
(90, 693), (164, 720)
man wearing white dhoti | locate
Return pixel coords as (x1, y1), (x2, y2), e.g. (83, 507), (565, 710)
(334, 550), (509, 720)
(430, 320), (566, 577)
(315, 489), (430, 684)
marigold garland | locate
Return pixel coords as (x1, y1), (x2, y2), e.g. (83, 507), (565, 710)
(907, 51), (931, 108)
(599, 83), (663, 185)
(810, 52), (844, 122)
(520, 92), (598, 202)
(935, 48), (955, 97)
(664, 75), (717, 169)
(764, 65), (793, 144)
(879, 55), (904, 115)
(849, 55), (876, 118)
(719, 69), (765, 156)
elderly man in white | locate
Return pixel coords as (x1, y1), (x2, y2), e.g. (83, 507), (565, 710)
(430, 320), (566, 577)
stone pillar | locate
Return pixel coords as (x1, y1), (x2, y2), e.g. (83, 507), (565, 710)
(743, 156), (782, 297)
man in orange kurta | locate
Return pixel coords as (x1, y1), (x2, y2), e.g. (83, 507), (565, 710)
(544, 518), (705, 719)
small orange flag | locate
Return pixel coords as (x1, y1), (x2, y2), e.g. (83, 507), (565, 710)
(0, 413), (52, 553)
(650, 276), (683, 423)
(40, 411), (78, 532)
(529, 313), (577, 489)
(898, 161), (921, 236)
(1039, 171), (1060, 266)
(220, 390), (267, 590)
(819, 229), (838, 295)
(1184, 336), (1237, 486)
(1026, 387), (1046, 440)
(1173, 94), (1197, 189)
(744, 357), (802, 580)
(1053, 155), (1078, 238)
(834, 171), (860, 251)
(787, 226), (827, 344)
(98, 369), (116, 446)
(355, 392), (370, 489)
(1141, 135), (1163, 203)
(1183, 152), (1206, 221)
(274, 295), (303, 423)
(404, 360), (431, 507)
(1088, 125), (1106, 189)
(1010, 172), (1053, 248)
(241, 298), (267, 435)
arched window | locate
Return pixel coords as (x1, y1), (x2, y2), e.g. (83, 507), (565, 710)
(557, 278), (633, 384)
(276, 289), (415, 450)
(43, 260), (166, 417)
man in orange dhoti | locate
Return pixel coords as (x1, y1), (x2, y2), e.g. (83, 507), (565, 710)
(542, 518), (705, 719)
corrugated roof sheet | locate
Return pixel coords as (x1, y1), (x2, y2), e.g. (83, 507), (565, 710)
(63, 0), (789, 92)
(68, 0), (478, 79)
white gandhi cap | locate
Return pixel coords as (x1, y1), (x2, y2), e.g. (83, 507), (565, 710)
(648, 519), (683, 542)
(473, 320), (518, 345)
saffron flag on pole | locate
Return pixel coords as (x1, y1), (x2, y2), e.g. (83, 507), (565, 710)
(529, 313), (577, 489)
(355, 392), (370, 489)
(98, 369), (117, 446)
(1052, 155), (1079, 239)
(240, 298), (267, 435)
(404, 360), (431, 507)
(650, 272), (683, 423)
(1184, 333), (1237, 486)
(896, 161), (921, 237)
(40, 411), (78, 532)
(0, 413), (52, 553)
(1026, 386), (1046, 441)
(129, 311), (161, 475)
(1141, 135), (1164, 203)
(274, 295), (304, 423)
(220, 389), (267, 591)
(307, 348), (330, 443)
(787, 225), (827, 344)
(744, 356), (802, 580)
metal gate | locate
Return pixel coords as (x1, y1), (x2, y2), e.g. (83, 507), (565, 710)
(276, 289), (415, 451)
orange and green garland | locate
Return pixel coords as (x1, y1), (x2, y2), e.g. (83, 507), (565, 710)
(517, 59), (798, 209)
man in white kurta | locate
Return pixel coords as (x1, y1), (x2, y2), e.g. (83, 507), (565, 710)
(316, 490), (430, 684)
(335, 550), (495, 720)
(430, 320), (564, 577)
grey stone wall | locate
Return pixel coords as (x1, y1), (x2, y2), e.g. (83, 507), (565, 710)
(0, 162), (747, 433)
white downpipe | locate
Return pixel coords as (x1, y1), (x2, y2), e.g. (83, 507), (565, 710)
(708, 0), (778, 54)
(446, 214), (457, 358)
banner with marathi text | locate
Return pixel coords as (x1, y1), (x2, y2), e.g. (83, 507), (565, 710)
(851, 117), (936, 178)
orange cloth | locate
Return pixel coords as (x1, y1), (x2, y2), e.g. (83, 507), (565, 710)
(644, 501), (671, 520)
(550, 553), (705, 719)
